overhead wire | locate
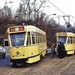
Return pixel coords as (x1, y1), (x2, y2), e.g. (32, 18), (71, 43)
(47, 0), (66, 15)
(47, 0), (75, 25)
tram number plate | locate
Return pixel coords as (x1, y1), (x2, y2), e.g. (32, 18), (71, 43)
(15, 54), (22, 57)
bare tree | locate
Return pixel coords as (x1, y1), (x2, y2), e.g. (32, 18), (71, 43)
(0, 6), (13, 34)
(18, 0), (32, 21)
(15, 3), (23, 23)
(16, 0), (48, 22)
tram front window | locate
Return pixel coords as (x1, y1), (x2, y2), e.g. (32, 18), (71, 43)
(58, 36), (67, 44)
(10, 32), (25, 47)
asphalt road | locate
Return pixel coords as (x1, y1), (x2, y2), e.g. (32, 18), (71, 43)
(0, 55), (10, 66)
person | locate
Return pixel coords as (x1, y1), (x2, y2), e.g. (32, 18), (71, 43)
(57, 42), (65, 58)
(61, 43), (66, 58)
(57, 42), (61, 58)
(51, 43), (56, 58)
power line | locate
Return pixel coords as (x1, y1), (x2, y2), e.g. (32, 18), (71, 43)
(48, 0), (75, 25)
(48, 0), (66, 15)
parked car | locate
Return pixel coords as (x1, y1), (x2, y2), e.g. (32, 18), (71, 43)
(0, 46), (6, 58)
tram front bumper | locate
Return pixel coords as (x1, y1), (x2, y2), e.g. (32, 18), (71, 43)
(10, 58), (28, 63)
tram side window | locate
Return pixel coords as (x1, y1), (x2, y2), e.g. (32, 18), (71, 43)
(38, 33), (40, 43)
(73, 37), (75, 43)
(35, 32), (37, 43)
(35, 32), (46, 43)
(67, 37), (72, 43)
(36, 36), (38, 43)
(36, 32), (39, 43)
(31, 32), (35, 44)
(27, 32), (31, 45)
(32, 37), (35, 44)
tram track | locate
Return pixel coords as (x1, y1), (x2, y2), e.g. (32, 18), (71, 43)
(54, 59), (75, 75)
(26, 55), (75, 75)
(26, 59), (61, 75)
(25, 59), (64, 75)
(0, 55), (75, 75)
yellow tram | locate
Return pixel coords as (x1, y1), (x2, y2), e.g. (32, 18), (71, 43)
(7, 25), (47, 66)
(56, 32), (75, 55)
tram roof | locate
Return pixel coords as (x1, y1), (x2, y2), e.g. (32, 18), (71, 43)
(7, 25), (46, 35)
(26, 25), (46, 34)
(56, 32), (75, 36)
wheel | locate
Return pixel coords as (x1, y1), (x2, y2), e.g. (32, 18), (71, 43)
(12, 62), (16, 67)
(16, 63), (22, 66)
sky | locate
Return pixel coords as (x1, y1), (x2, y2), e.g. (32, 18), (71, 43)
(0, 0), (75, 25)
(43, 0), (75, 25)
(46, 0), (75, 16)
(0, 0), (20, 11)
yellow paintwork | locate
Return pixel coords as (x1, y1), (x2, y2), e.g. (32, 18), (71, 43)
(9, 43), (47, 63)
(9, 46), (28, 59)
(7, 25), (47, 64)
(65, 44), (75, 54)
(56, 32), (75, 55)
